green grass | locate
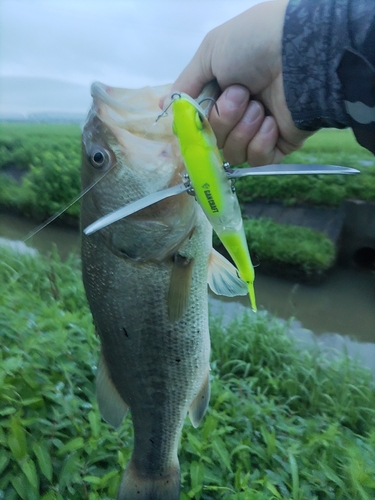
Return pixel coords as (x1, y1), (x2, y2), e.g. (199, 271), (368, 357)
(244, 218), (335, 275)
(214, 218), (336, 277)
(1, 248), (374, 499)
(0, 122), (80, 142)
(235, 129), (375, 206)
(0, 123), (81, 219)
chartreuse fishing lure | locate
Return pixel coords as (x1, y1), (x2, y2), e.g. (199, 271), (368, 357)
(170, 93), (257, 311)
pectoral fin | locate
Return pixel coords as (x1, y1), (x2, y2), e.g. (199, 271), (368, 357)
(189, 372), (210, 428)
(168, 253), (193, 322)
(207, 249), (248, 296)
(96, 353), (129, 428)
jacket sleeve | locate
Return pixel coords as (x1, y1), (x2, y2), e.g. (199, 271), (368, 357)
(282, 0), (375, 153)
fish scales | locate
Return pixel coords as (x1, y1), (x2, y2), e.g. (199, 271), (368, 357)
(82, 214), (211, 470)
(81, 82), (220, 499)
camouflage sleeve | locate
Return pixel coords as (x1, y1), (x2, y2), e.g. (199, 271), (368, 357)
(282, 0), (375, 153)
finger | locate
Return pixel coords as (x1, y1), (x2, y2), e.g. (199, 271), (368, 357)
(246, 116), (285, 166)
(277, 130), (313, 156)
(171, 64), (209, 97)
(209, 85), (250, 149)
(219, 100), (265, 165)
(171, 26), (229, 98)
(160, 47), (215, 110)
(171, 37), (216, 97)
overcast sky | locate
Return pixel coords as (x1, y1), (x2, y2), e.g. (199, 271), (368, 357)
(0, 0), (261, 115)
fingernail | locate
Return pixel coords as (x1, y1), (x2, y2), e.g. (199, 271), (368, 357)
(243, 101), (262, 124)
(224, 85), (249, 108)
(259, 116), (274, 134)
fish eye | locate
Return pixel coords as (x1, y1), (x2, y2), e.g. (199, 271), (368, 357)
(89, 147), (111, 169)
(194, 111), (204, 130)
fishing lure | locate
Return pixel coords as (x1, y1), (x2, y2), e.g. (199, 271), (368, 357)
(170, 93), (257, 311)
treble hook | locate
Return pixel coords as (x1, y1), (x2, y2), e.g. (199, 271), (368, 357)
(198, 97), (220, 116)
(155, 92), (181, 122)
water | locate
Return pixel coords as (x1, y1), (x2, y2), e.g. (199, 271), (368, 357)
(0, 212), (80, 260)
(210, 269), (375, 343)
(1, 211), (374, 373)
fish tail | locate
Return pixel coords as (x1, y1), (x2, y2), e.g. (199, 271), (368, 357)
(117, 459), (180, 500)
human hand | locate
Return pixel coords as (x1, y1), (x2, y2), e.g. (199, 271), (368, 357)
(171, 0), (314, 166)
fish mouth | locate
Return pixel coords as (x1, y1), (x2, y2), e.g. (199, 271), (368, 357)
(90, 82), (174, 139)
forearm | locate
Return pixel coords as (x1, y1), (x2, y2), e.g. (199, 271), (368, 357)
(283, 0), (375, 151)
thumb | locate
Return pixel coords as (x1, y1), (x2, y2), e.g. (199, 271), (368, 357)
(171, 42), (216, 98)
(159, 58), (213, 110)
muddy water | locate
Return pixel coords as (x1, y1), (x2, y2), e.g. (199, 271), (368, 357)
(1, 211), (374, 373)
(0, 212), (80, 260)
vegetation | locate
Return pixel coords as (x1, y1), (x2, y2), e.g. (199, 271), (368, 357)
(235, 129), (375, 206)
(213, 217), (335, 280)
(1, 247), (374, 499)
(244, 218), (335, 277)
(0, 124), (374, 222)
(0, 123), (81, 219)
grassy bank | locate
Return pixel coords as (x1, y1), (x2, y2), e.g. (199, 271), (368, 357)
(214, 218), (336, 282)
(1, 248), (374, 499)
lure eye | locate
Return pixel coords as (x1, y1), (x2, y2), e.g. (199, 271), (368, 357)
(89, 146), (111, 169)
(194, 111), (204, 130)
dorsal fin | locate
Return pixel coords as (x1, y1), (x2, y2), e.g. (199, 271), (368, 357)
(96, 353), (129, 428)
(207, 249), (248, 296)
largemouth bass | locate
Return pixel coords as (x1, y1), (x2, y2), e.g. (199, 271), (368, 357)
(81, 82), (247, 500)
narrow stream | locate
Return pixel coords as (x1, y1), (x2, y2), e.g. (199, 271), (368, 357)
(1, 211), (374, 373)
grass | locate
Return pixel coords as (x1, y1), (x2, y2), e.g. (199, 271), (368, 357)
(244, 218), (335, 273)
(214, 218), (336, 279)
(235, 129), (375, 206)
(0, 123), (81, 219)
(0, 247), (374, 499)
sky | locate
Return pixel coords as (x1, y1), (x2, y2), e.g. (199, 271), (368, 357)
(0, 0), (261, 116)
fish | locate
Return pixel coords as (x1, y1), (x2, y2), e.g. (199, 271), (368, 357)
(80, 82), (248, 500)
(170, 92), (257, 311)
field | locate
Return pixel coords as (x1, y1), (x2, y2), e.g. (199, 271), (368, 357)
(1, 247), (375, 499)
